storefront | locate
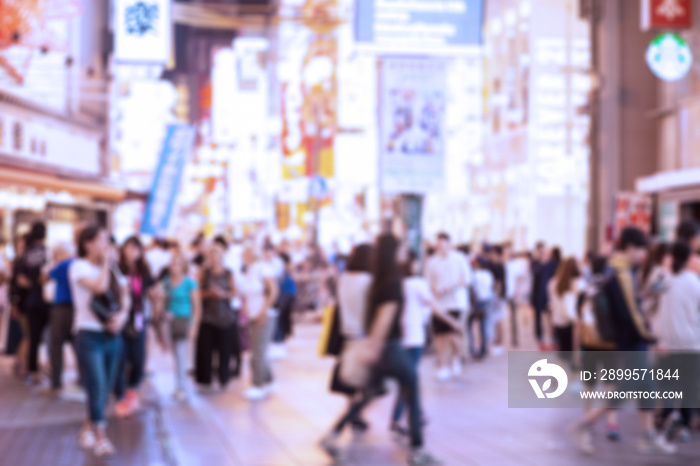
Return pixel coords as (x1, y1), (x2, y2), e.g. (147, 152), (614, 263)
(0, 92), (124, 250)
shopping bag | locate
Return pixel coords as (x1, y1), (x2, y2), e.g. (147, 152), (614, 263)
(317, 305), (335, 356)
(339, 339), (372, 388)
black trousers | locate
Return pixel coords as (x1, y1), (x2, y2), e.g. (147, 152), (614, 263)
(49, 304), (76, 389)
(195, 321), (239, 387)
(28, 306), (50, 373)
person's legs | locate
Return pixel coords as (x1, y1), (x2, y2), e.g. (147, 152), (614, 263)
(392, 347), (423, 424)
(229, 321), (242, 378)
(76, 331), (104, 425)
(17, 314), (30, 374)
(534, 305), (543, 343)
(195, 322), (214, 385)
(27, 306), (49, 375)
(381, 342), (423, 449)
(509, 299), (519, 348)
(113, 334), (128, 400)
(217, 325), (233, 387)
(173, 339), (188, 391)
(263, 313), (276, 384)
(49, 305), (72, 389)
(466, 312), (477, 356)
(249, 320), (266, 387)
(127, 330), (146, 390)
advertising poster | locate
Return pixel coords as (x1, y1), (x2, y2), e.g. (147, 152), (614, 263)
(614, 192), (652, 238)
(380, 57), (446, 193)
(114, 0), (171, 64)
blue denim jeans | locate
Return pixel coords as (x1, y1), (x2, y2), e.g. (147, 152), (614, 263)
(392, 346), (423, 423)
(114, 329), (146, 400)
(76, 330), (122, 427)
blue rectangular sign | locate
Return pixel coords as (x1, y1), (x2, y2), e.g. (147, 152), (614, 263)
(140, 124), (196, 236)
(356, 0), (484, 50)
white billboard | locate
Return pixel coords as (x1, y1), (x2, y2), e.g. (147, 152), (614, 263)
(114, 0), (171, 64)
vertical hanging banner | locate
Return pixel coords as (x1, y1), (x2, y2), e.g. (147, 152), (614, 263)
(141, 125), (196, 236)
(380, 58), (446, 193)
(114, 0), (172, 63)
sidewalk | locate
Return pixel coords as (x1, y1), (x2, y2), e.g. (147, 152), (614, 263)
(1, 310), (699, 465)
(147, 319), (700, 466)
(0, 357), (171, 466)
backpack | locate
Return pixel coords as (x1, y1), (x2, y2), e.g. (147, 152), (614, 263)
(580, 274), (617, 350)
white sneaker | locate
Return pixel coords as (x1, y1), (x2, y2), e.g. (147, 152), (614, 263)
(572, 424), (594, 455)
(93, 437), (116, 457)
(451, 359), (463, 376)
(266, 381), (281, 394)
(268, 344), (288, 360)
(409, 448), (443, 465)
(61, 385), (87, 403)
(637, 435), (677, 454)
(244, 386), (268, 400)
(436, 367), (452, 381)
(78, 428), (96, 450)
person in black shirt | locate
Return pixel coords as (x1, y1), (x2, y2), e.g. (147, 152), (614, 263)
(321, 234), (441, 466)
(16, 222), (49, 383)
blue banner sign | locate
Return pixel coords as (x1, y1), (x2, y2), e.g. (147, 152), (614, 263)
(356, 0), (484, 51)
(140, 124), (195, 236)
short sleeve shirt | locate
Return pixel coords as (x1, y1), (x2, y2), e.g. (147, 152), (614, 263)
(165, 276), (197, 318)
(239, 261), (276, 319)
(49, 259), (73, 306)
(366, 278), (404, 342)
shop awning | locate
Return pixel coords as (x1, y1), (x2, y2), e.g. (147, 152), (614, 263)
(636, 167), (700, 194)
(0, 166), (126, 202)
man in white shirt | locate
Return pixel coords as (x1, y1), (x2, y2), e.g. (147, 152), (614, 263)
(424, 232), (472, 380)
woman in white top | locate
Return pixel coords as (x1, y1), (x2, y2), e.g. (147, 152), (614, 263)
(328, 243), (373, 435)
(70, 226), (130, 457)
(547, 257), (584, 368)
(655, 241), (700, 439)
(239, 246), (279, 401)
(639, 242), (671, 330)
(391, 252), (460, 435)
(337, 244), (373, 340)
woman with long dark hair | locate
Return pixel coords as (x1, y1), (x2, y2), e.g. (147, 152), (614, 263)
(322, 234), (441, 466)
(114, 236), (156, 417)
(547, 257), (584, 368)
(70, 226), (129, 457)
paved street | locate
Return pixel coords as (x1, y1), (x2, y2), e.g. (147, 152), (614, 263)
(1, 311), (700, 465)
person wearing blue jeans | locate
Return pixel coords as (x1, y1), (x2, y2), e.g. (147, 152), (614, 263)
(467, 300), (490, 358)
(391, 347), (423, 428)
(70, 226), (130, 458)
(77, 331), (122, 427)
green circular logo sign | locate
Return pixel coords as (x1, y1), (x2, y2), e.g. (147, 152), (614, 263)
(646, 33), (692, 82)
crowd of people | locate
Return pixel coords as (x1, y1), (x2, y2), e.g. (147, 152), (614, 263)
(1, 217), (700, 464)
(1, 222), (304, 457)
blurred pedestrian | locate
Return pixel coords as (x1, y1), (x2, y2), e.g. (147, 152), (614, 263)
(325, 243), (374, 436)
(47, 242), (77, 394)
(468, 258), (494, 359)
(639, 242), (671, 330)
(16, 222), (50, 384)
(114, 236), (156, 417)
(8, 234), (29, 376)
(547, 257), (584, 369)
(322, 234), (442, 465)
(675, 220), (700, 276)
(573, 227), (675, 456)
(71, 226), (130, 457)
(273, 252), (297, 347)
(424, 232), (471, 380)
(655, 241), (700, 443)
(195, 237), (238, 390)
(391, 251), (460, 436)
(530, 243), (560, 350)
(239, 245), (279, 400)
(487, 245), (507, 355)
(505, 249), (529, 348)
(163, 251), (201, 400)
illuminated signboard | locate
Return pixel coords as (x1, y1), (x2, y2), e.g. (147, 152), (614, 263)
(356, 0), (484, 53)
(114, 0), (171, 63)
(646, 33), (692, 81)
